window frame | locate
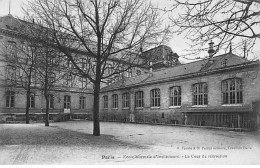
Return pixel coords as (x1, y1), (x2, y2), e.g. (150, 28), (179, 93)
(79, 96), (86, 109)
(48, 94), (54, 109)
(150, 88), (161, 108)
(192, 82), (208, 106)
(103, 95), (108, 109)
(169, 86), (181, 107)
(29, 93), (35, 108)
(135, 91), (144, 108)
(222, 78), (243, 105)
(112, 94), (118, 109)
(64, 95), (71, 109)
(6, 91), (15, 108)
(122, 92), (130, 109)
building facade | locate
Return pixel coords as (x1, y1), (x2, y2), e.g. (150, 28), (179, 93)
(99, 53), (260, 130)
(0, 14), (94, 122)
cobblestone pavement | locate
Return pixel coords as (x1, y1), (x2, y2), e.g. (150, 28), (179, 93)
(0, 121), (260, 164)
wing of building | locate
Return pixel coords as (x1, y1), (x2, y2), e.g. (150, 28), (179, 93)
(0, 14), (94, 122)
(99, 52), (260, 130)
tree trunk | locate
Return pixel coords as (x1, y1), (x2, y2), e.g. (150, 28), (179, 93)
(25, 88), (30, 124)
(93, 81), (100, 136)
(45, 94), (50, 126)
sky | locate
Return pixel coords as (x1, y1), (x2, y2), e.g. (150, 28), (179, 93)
(0, 0), (259, 63)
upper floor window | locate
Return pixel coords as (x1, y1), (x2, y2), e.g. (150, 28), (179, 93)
(107, 64), (113, 75)
(112, 94), (118, 109)
(64, 95), (71, 109)
(193, 83), (208, 105)
(6, 91), (15, 108)
(122, 92), (130, 108)
(5, 66), (16, 83)
(151, 89), (160, 107)
(66, 73), (73, 87)
(222, 78), (243, 104)
(125, 69), (133, 78)
(135, 91), (144, 108)
(103, 95), (108, 109)
(80, 77), (88, 89)
(170, 86), (181, 106)
(7, 41), (16, 51)
(49, 73), (56, 86)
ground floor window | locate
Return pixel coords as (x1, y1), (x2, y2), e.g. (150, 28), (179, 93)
(150, 89), (160, 107)
(222, 78), (243, 104)
(122, 92), (130, 108)
(192, 83), (208, 105)
(48, 94), (54, 109)
(103, 95), (108, 109)
(29, 94), (35, 108)
(64, 95), (71, 109)
(112, 94), (118, 109)
(135, 91), (144, 108)
(79, 96), (86, 109)
(170, 86), (181, 106)
(6, 91), (15, 108)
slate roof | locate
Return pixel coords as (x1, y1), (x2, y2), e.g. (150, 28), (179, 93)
(100, 53), (254, 92)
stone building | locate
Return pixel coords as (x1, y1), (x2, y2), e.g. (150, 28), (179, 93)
(99, 44), (260, 130)
(0, 14), (94, 122)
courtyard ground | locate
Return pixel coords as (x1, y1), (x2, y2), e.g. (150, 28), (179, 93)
(0, 120), (259, 165)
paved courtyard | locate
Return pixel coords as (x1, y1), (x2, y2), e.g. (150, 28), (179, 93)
(0, 121), (260, 164)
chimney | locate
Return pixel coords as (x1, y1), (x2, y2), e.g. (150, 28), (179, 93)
(208, 40), (215, 58)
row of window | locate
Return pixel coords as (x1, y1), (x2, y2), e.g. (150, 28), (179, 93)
(5, 92), (87, 109)
(103, 78), (243, 109)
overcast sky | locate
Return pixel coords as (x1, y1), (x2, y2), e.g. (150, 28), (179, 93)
(0, 0), (259, 62)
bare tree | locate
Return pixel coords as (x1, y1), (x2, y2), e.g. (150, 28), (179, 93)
(2, 36), (39, 124)
(34, 43), (62, 126)
(169, 0), (260, 59)
(25, 0), (170, 136)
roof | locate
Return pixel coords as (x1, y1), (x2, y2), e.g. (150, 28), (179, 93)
(100, 53), (257, 92)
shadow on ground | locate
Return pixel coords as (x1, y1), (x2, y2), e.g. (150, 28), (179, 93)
(0, 124), (147, 150)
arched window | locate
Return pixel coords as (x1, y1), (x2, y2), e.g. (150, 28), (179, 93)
(222, 78), (243, 104)
(192, 83), (208, 105)
(151, 89), (160, 107)
(122, 93), (130, 108)
(135, 91), (144, 108)
(112, 94), (118, 109)
(170, 86), (181, 106)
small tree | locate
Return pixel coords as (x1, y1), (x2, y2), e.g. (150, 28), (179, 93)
(34, 44), (62, 126)
(26, 0), (170, 136)
(169, 0), (260, 58)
